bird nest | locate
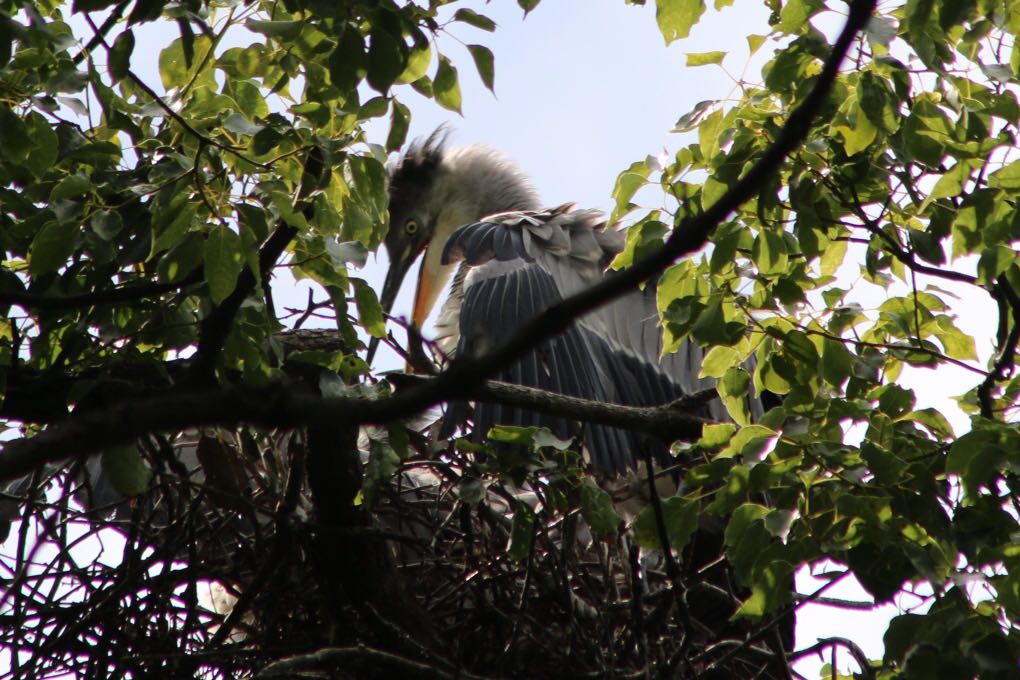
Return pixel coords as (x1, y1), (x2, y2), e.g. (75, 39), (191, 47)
(0, 424), (791, 679)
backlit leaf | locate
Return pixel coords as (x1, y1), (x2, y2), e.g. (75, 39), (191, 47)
(655, 0), (706, 45)
(204, 227), (244, 304)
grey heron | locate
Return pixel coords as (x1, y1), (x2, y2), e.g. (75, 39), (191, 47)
(375, 131), (755, 476)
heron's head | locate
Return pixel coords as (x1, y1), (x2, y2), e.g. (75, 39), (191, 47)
(380, 129), (449, 332)
(371, 130), (540, 364)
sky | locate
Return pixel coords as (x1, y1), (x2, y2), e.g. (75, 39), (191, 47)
(10, 1), (1003, 677)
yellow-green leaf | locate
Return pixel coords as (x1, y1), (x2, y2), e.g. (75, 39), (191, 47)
(655, 0), (706, 45)
(434, 56), (462, 113)
(204, 227), (244, 305)
(686, 51), (726, 67)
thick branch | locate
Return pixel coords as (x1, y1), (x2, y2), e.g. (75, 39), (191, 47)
(978, 276), (1020, 418)
(256, 645), (493, 680)
(405, 374), (712, 440)
(0, 377), (715, 484)
(189, 148), (323, 380)
(0, 272), (202, 311)
(787, 637), (875, 677)
(189, 222), (298, 380)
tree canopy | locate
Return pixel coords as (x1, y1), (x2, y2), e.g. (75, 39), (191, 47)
(0, 0), (1018, 678)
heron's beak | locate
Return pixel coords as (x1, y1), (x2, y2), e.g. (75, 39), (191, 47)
(412, 254), (439, 329)
(367, 243), (418, 366)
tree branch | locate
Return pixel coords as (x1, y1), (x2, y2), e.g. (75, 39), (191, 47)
(978, 275), (1020, 418)
(83, 15), (271, 170)
(0, 375), (715, 484)
(391, 374), (711, 441)
(255, 645), (495, 680)
(189, 147), (324, 381)
(0, 272), (202, 311)
(787, 637), (875, 677)
(188, 222), (298, 381)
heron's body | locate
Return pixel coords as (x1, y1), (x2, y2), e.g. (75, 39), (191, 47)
(379, 133), (740, 475)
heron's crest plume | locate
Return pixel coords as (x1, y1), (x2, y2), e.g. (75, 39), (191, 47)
(388, 129), (541, 231)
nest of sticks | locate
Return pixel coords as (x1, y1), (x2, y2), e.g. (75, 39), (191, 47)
(0, 424), (791, 679)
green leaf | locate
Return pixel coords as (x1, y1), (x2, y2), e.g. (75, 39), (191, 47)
(988, 158), (1020, 189)
(158, 232), (203, 283)
(700, 345), (741, 378)
(718, 424), (775, 460)
(834, 103), (877, 156)
(934, 316), (977, 360)
(158, 35), (212, 90)
(633, 496), (699, 551)
(245, 19), (303, 41)
(204, 227), (244, 305)
(101, 444), (153, 497)
(90, 210), (124, 241)
(270, 191), (310, 231)
(0, 107), (30, 163)
(752, 230), (788, 276)
(609, 162), (651, 223)
(352, 278), (386, 338)
(50, 174), (91, 201)
(386, 99), (410, 152)
(517, 0), (540, 14)
(686, 51), (725, 67)
(655, 0), (706, 45)
(367, 28), (405, 92)
(454, 9), (497, 31)
(22, 112), (59, 178)
(108, 29), (135, 83)
(746, 34), (766, 55)
(223, 112), (262, 137)
(691, 299), (745, 346)
(928, 162), (972, 201)
(612, 218), (666, 270)
(488, 425), (539, 446)
(778, 0), (822, 33)
(434, 56), (462, 113)
(734, 561), (793, 619)
(467, 44), (495, 92)
(329, 29), (366, 93)
(397, 39), (430, 84)
(821, 337), (854, 386)
(718, 367), (752, 426)
(579, 481), (622, 537)
(699, 422), (737, 448)
(723, 503), (770, 582)
(507, 503), (535, 560)
(29, 222), (77, 276)
(698, 108), (725, 160)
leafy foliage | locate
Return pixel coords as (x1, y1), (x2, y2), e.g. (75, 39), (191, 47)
(0, 0), (1018, 678)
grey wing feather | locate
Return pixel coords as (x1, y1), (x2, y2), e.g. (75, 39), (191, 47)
(447, 259), (651, 474)
(439, 205), (763, 474)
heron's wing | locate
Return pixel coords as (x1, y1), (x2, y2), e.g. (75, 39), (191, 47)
(442, 206), (730, 405)
(439, 205), (721, 474)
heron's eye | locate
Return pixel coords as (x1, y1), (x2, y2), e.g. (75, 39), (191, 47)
(405, 219), (419, 235)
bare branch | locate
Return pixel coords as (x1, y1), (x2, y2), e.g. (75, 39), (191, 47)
(0, 273), (202, 311)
